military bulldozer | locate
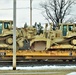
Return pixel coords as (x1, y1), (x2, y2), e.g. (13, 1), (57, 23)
(50, 23), (76, 50)
(51, 23), (76, 50)
(0, 20), (75, 51)
(0, 20), (30, 50)
(30, 23), (76, 51)
(0, 20), (13, 49)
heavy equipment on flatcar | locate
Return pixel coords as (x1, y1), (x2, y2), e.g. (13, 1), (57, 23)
(0, 20), (76, 61)
(1, 20), (76, 51)
(50, 23), (76, 50)
(30, 23), (76, 51)
(0, 20), (36, 50)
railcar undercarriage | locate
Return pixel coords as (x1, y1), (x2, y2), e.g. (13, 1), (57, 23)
(0, 49), (76, 62)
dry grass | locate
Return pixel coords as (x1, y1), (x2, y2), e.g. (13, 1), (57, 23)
(0, 69), (76, 75)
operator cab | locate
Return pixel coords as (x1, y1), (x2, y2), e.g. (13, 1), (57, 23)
(0, 20), (13, 34)
(60, 23), (76, 36)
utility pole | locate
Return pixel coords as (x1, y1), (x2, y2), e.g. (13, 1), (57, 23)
(13, 0), (16, 70)
(30, 0), (32, 26)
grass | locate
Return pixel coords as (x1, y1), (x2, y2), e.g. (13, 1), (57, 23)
(0, 69), (76, 75)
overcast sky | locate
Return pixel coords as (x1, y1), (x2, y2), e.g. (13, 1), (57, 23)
(0, 0), (48, 27)
(0, 0), (76, 27)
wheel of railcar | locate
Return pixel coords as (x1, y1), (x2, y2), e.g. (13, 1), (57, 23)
(69, 60), (72, 62)
(37, 59), (44, 62)
(63, 60), (66, 62)
(31, 41), (46, 51)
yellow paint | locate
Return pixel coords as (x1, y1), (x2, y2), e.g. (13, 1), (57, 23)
(0, 50), (76, 57)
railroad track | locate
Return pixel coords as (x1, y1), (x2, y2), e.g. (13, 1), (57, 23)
(0, 60), (76, 67)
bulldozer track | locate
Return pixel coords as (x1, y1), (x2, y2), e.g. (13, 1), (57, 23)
(0, 35), (12, 40)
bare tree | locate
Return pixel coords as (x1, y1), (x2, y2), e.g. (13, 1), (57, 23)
(40, 0), (76, 28)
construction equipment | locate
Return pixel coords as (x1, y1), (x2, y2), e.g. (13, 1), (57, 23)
(30, 23), (76, 51)
(0, 20), (76, 61)
(50, 23), (76, 50)
(0, 20), (33, 50)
